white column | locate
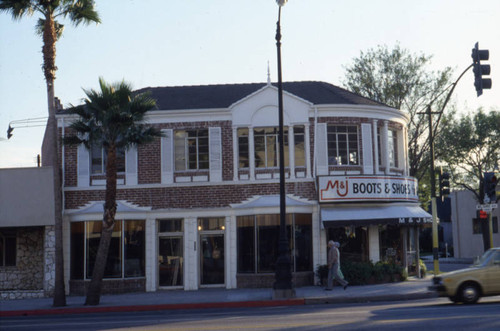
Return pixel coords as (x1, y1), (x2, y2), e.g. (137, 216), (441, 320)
(382, 120), (390, 174)
(312, 205), (323, 285)
(305, 123), (312, 178)
(249, 126), (255, 180)
(184, 217), (198, 290)
(361, 123), (374, 175)
(372, 120), (379, 174)
(232, 127), (238, 181)
(145, 218), (157, 292)
(288, 126), (295, 179)
(225, 216), (237, 289)
(368, 225), (380, 262)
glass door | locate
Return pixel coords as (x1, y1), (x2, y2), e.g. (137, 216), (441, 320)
(200, 234), (225, 285)
(158, 237), (183, 287)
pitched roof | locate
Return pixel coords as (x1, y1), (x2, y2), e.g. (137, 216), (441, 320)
(135, 81), (388, 111)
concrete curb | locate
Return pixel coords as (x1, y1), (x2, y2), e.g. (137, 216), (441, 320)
(0, 292), (439, 317)
(0, 298), (305, 317)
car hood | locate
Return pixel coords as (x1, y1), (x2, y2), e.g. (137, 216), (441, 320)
(440, 266), (481, 278)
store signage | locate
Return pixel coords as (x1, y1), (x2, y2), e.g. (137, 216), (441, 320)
(318, 175), (419, 203)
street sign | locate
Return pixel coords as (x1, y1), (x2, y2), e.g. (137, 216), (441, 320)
(476, 204), (498, 212)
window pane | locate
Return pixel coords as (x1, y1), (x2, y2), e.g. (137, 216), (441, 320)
(124, 220), (145, 277)
(294, 214), (312, 272)
(257, 215), (279, 272)
(159, 237), (183, 286)
(91, 145), (103, 174)
(70, 222), (85, 279)
(254, 135), (265, 168)
(116, 148), (126, 173)
(159, 219), (183, 233)
(5, 237), (16, 266)
(294, 126), (305, 167)
(86, 221), (122, 279)
(237, 216), (255, 273)
(198, 217), (225, 231)
(266, 135), (277, 167)
(174, 130), (187, 170)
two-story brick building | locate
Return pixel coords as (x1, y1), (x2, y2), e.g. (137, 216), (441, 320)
(54, 80), (431, 295)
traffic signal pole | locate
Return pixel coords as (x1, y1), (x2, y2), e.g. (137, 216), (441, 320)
(426, 105), (440, 275)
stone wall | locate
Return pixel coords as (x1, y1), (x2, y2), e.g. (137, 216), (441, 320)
(0, 227), (45, 299)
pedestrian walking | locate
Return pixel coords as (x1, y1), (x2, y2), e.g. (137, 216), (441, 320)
(325, 240), (348, 291)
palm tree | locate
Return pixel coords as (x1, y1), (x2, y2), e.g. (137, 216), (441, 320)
(64, 77), (163, 305)
(0, 0), (100, 307)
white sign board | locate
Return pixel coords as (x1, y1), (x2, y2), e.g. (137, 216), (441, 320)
(318, 175), (419, 203)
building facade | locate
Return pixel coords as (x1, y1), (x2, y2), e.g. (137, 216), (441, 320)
(0, 167), (56, 299)
(53, 81), (430, 295)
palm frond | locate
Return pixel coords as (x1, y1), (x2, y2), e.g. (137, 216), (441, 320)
(0, 0), (34, 19)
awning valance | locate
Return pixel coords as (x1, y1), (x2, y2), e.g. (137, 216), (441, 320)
(321, 205), (432, 227)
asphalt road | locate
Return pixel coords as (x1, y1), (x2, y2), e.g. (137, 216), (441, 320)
(2, 297), (500, 331)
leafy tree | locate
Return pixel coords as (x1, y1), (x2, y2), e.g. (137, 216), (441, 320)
(342, 44), (454, 188)
(437, 109), (500, 201)
(0, 0), (100, 307)
(64, 77), (163, 306)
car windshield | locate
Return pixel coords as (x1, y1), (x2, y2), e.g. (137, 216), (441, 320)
(473, 249), (499, 267)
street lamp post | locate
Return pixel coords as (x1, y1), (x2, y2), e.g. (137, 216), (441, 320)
(273, 0), (295, 299)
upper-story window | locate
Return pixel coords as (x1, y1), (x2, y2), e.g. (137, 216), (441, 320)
(91, 144), (125, 174)
(377, 128), (398, 168)
(238, 128), (249, 168)
(174, 129), (209, 171)
(327, 125), (358, 166)
(254, 127), (289, 168)
(294, 126), (305, 167)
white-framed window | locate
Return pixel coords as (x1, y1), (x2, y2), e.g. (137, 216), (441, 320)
(90, 144), (125, 174)
(238, 128), (249, 168)
(327, 125), (359, 166)
(174, 129), (209, 171)
(254, 127), (289, 168)
(294, 125), (305, 167)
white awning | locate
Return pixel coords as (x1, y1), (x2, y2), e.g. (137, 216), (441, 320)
(321, 205), (432, 227)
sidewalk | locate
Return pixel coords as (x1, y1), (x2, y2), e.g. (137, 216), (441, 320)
(0, 276), (436, 317)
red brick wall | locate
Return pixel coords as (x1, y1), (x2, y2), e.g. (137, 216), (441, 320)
(65, 181), (316, 210)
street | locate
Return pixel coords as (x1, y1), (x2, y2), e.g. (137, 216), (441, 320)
(2, 297), (499, 331)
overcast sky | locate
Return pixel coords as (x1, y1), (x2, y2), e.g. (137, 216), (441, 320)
(1, 0), (499, 168)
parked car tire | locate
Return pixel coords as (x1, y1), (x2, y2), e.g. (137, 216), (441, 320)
(449, 295), (460, 303)
(459, 282), (480, 304)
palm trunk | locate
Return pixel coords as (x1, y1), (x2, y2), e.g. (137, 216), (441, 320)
(43, 12), (66, 307)
(85, 146), (118, 306)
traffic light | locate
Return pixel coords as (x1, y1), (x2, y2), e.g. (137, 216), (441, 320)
(7, 125), (13, 139)
(471, 42), (492, 97)
(483, 172), (497, 203)
(439, 170), (450, 198)
(479, 210), (488, 220)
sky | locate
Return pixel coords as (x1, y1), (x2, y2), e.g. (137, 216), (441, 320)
(1, 0), (499, 168)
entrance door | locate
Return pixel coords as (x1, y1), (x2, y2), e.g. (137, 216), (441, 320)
(158, 237), (183, 287)
(200, 234), (225, 285)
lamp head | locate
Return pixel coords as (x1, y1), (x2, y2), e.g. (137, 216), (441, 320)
(276, 0), (288, 6)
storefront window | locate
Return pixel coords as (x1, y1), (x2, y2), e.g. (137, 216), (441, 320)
(327, 226), (368, 262)
(237, 214), (312, 274)
(237, 216), (255, 273)
(379, 224), (402, 265)
(70, 220), (145, 280)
